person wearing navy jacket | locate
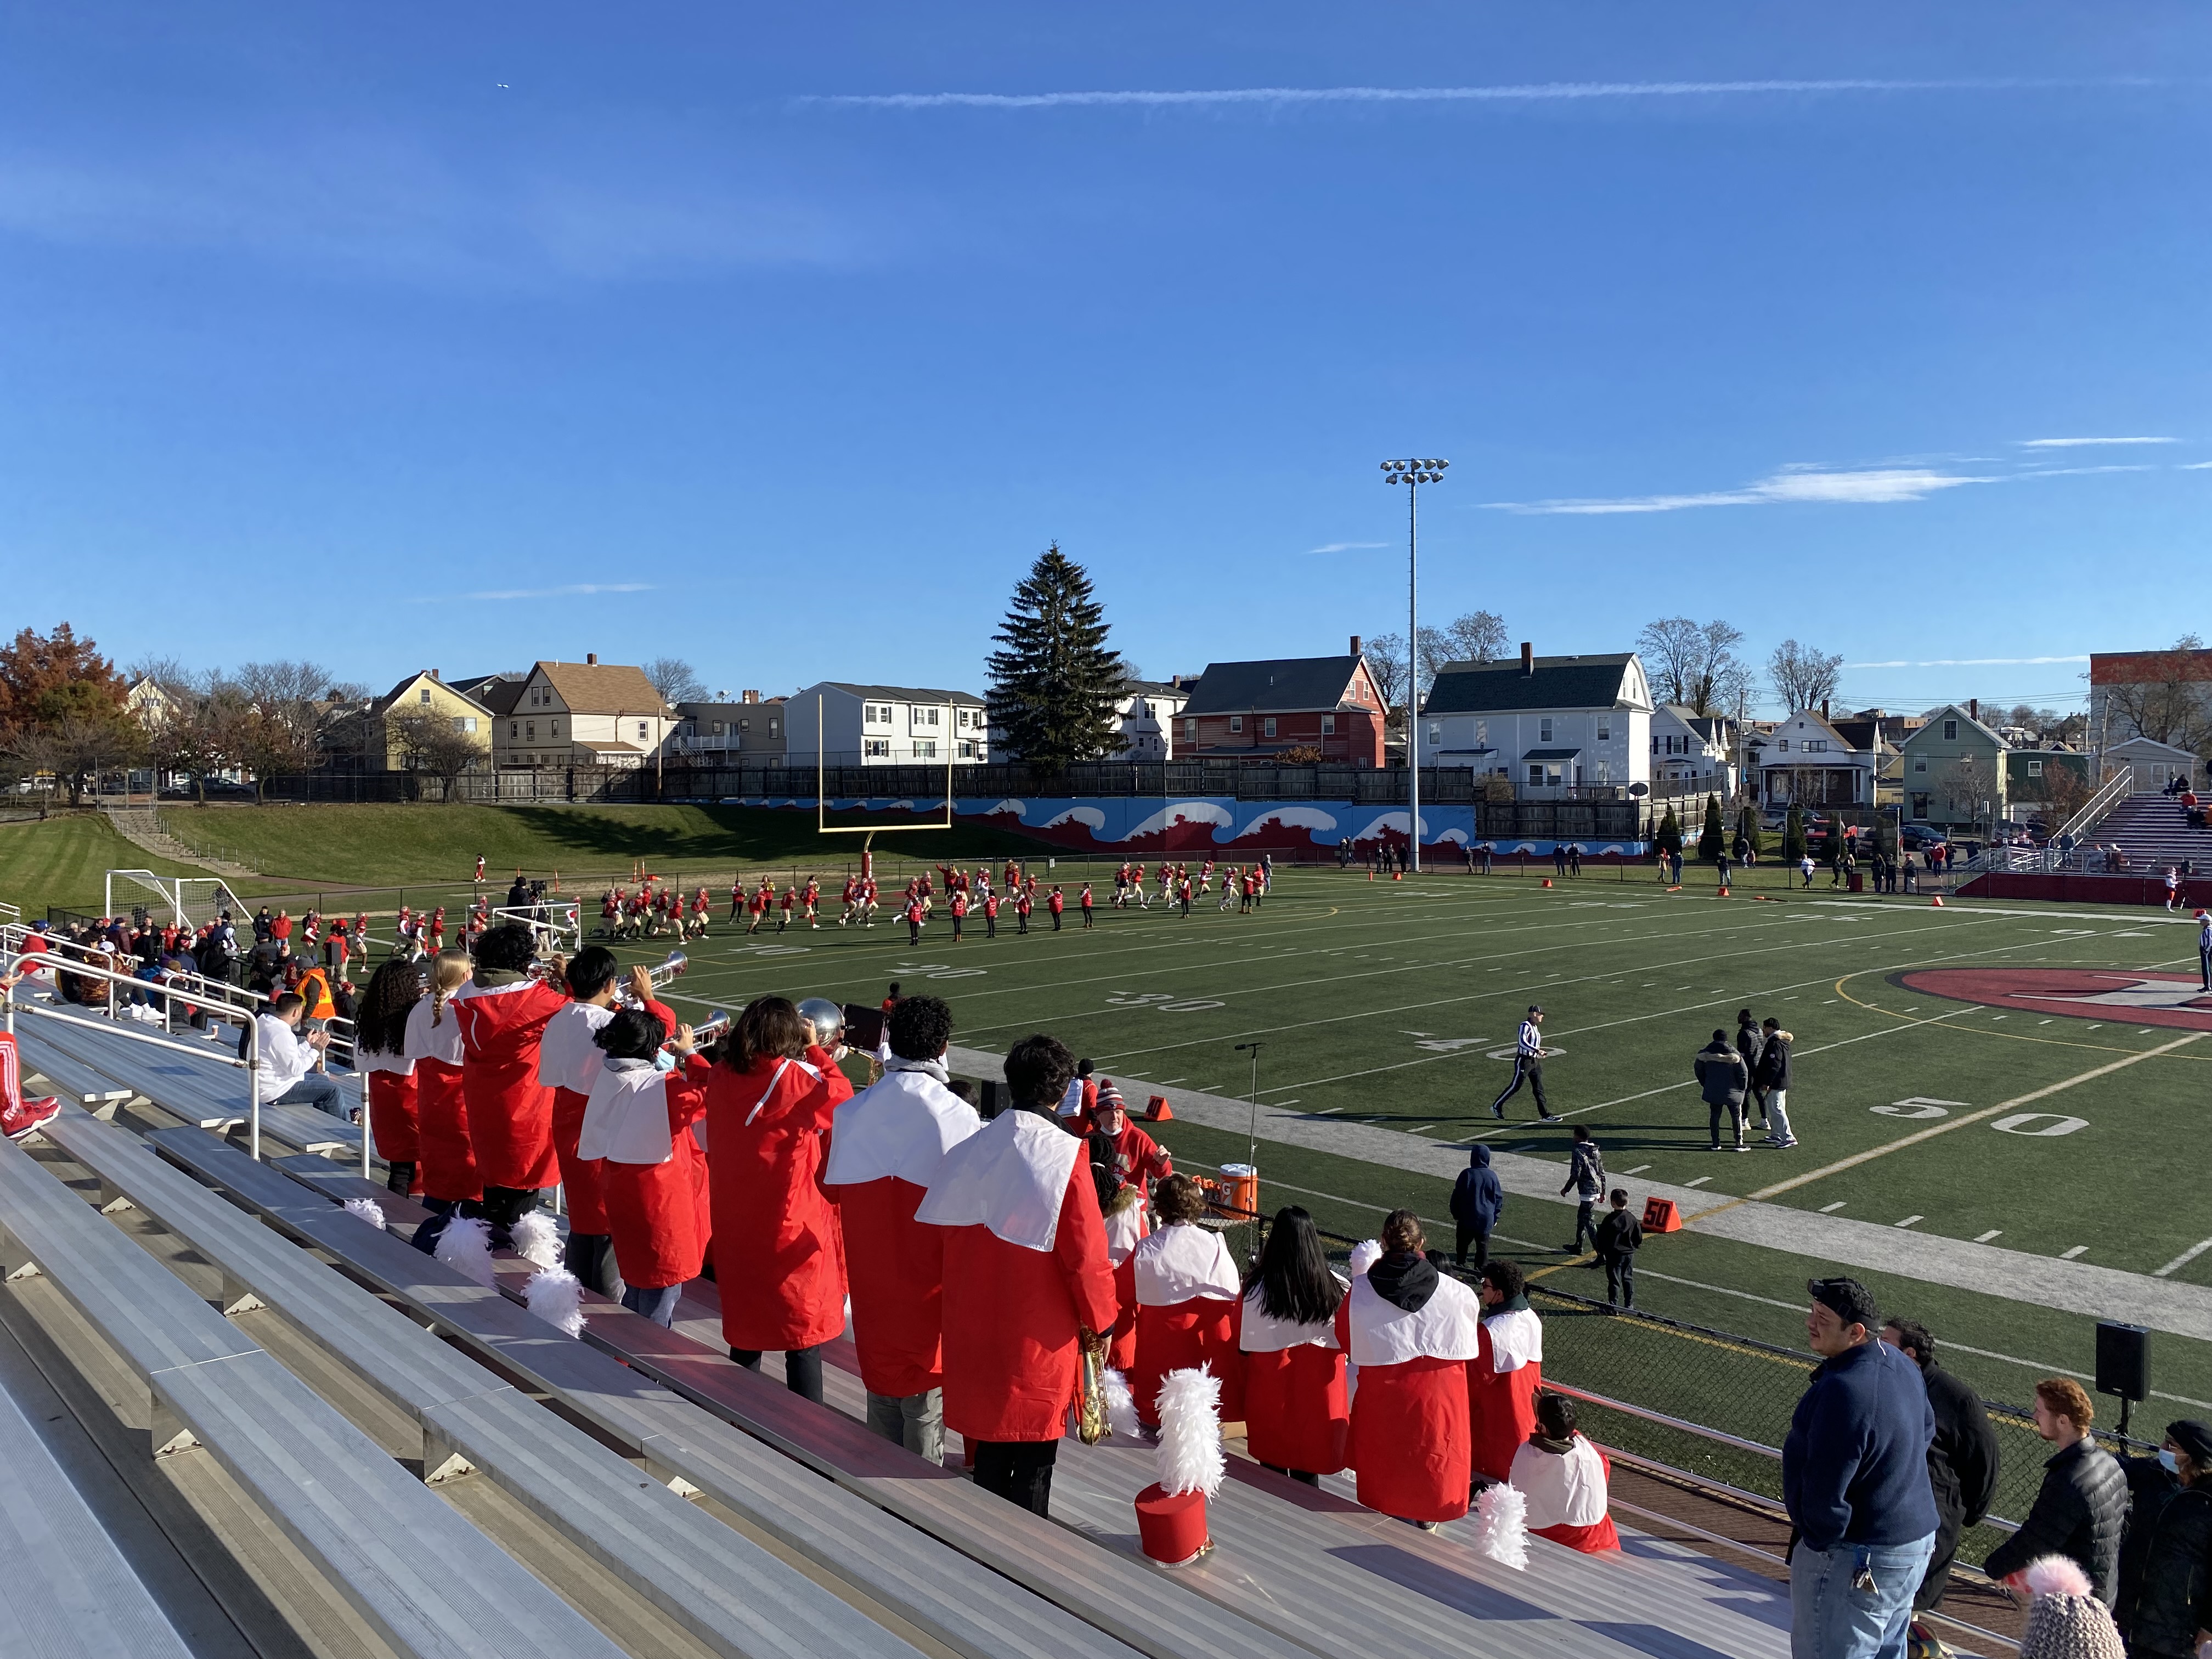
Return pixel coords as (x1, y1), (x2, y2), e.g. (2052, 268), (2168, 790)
(1448, 1144), (1503, 1269)
(1783, 1277), (1938, 1659)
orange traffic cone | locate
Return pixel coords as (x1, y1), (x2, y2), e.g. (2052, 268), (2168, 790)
(1541, 878), (1553, 888)
(1931, 895), (1945, 907)
(1392, 871), (1402, 882)
(1718, 887), (1730, 897)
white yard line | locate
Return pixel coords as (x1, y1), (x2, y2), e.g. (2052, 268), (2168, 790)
(2157, 1238), (2212, 1279)
(1820, 1202), (1848, 1213)
(2062, 1246), (2089, 1260)
(1975, 1229), (2004, 1244)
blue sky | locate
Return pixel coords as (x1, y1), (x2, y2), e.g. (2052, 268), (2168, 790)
(3, 3), (2205, 715)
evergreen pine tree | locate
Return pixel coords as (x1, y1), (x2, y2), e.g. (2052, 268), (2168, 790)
(985, 544), (1127, 769)
(1701, 794), (1725, 862)
(1655, 805), (1683, 856)
(1736, 804), (1761, 859)
(1782, 803), (1806, 862)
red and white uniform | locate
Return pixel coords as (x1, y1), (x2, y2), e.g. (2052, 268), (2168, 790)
(1095, 1118), (1170, 1187)
(1056, 1074), (1098, 1133)
(1101, 1188), (1150, 1371)
(402, 995), (479, 1203)
(537, 996), (635, 1235)
(449, 975), (570, 1191)
(1468, 1301), (1544, 1485)
(916, 1108), (1116, 1444)
(822, 1057), (983, 1398)
(1345, 1240), (1486, 1522)
(1239, 1278), (1352, 1476)
(1509, 1433), (1621, 1553)
(579, 1053), (712, 1291)
(706, 1047), (853, 1352)
(357, 1040), (420, 1174)
(1130, 1221), (1244, 1426)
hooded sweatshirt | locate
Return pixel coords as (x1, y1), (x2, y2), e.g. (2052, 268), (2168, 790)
(1366, 1250), (1441, 1313)
(1450, 1146), (1504, 1231)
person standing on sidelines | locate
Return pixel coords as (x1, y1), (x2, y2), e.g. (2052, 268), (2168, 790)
(1878, 1317), (2000, 1616)
(1449, 1144), (1502, 1269)
(1559, 1126), (1605, 1254)
(1736, 1008), (1769, 1133)
(2199, 910), (2211, 992)
(1757, 1018), (1799, 1148)
(1982, 1378), (2127, 1604)
(1047, 885), (1064, 930)
(1593, 1190), (1641, 1309)
(1694, 1028), (1750, 1152)
(1080, 883), (1095, 929)
(1491, 1006), (1560, 1122)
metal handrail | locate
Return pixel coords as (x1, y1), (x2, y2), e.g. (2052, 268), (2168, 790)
(2053, 769), (2135, 847)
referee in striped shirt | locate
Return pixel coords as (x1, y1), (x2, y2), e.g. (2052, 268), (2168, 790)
(1491, 1006), (1561, 1122)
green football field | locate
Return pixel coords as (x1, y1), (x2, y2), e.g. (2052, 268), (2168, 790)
(605, 859), (2212, 1444)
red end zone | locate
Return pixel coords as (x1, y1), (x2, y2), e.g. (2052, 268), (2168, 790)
(1893, 968), (2212, 1032)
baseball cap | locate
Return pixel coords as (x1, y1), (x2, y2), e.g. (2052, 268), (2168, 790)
(1807, 1277), (1880, 1330)
(1527, 1004), (1542, 1015)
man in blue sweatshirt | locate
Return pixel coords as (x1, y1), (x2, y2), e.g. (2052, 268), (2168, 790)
(1449, 1144), (1503, 1270)
(1782, 1277), (1937, 1659)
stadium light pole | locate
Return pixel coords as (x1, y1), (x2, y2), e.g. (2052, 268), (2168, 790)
(1381, 458), (1447, 873)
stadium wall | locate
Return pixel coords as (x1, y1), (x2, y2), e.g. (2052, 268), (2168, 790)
(1956, 871), (2212, 907)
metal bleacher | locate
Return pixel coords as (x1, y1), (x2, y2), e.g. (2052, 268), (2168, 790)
(0, 985), (1801, 1659)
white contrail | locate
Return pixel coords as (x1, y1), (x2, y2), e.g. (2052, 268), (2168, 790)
(1846, 656), (2090, 668)
(802, 77), (2163, 112)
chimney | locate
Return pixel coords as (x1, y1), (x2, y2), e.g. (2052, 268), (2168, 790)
(1821, 698), (1830, 720)
(1350, 635), (1362, 657)
(1968, 697), (1979, 721)
(1520, 641), (1534, 675)
(586, 653), (597, 666)
(428, 668), (439, 681)
(742, 689), (759, 704)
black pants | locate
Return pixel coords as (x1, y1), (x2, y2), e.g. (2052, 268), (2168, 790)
(986, 917), (996, 938)
(1605, 1254), (1635, 1307)
(732, 1344), (824, 1404)
(1261, 1462), (1321, 1487)
(1708, 1101), (1745, 1148)
(973, 1439), (1058, 1516)
(909, 919), (922, 945)
(1454, 1223), (1490, 1270)
(1491, 1057), (1551, 1118)
(1081, 908), (1093, 928)
(1051, 911), (1062, 930)
(2200, 945), (2210, 991)
(951, 917), (963, 940)
(1018, 913), (1028, 933)
(564, 1231), (624, 1301)
(1571, 1199), (1597, 1252)
(1747, 1084), (1768, 1126)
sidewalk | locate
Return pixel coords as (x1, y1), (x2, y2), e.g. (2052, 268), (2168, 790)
(947, 1043), (2212, 1344)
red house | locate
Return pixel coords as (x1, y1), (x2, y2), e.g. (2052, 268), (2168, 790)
(1176, 640), (1389, 767)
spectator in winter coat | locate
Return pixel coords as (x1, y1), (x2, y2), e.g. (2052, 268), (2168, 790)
(1983, 1378), (2128, 1605)
(2113, 1439), (2185, 1650)
(1880, 1318), (2000, 1611)
(1449, 1144), (1503, 1269)
(1559, 1126), (1605, 1254)
(1757, 1019), (1798, 1149)
(1693, 1031), (1749, 1152)
(1783, 1276), (1938, 1659)
(1592, 1189), (1641, 1310)
(1736, 1009), (1768, 1132)
(2119, 1418), (2212, 1659)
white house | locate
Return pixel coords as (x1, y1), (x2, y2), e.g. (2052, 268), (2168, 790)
(2105, 734), (2196, 793)
(1421, 646), (1654, 798)
(494, 657), (679, 771)
(1650, 705), (1740, 802)
(786, 682), (990, 768)
(1752, 711), (1880, 809)
(1115, 678), (1193, 760)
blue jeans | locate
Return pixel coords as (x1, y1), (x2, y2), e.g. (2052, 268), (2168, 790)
(1790, 1533), (1934, 1659)
(273, 1074), (345, 1118)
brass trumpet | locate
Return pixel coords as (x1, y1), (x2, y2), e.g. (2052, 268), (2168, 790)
(622, 951), (688, 1007)
(1075, 1331), (1110, 1445)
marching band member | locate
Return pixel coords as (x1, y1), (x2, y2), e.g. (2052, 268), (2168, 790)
(1347, 1210), (1485, 1528)
(353, 957), (424, 1196)
(706, 997), (853, 1402)
(1014, 886), (1032, 934)
(1057, 1058), (1097, 1133)
(448, 924), (570, 1247)
(1508, 1391), (1620, 1553)
(1088, 1084), (1169, 1186)
(538, 950), (665, 1295)
(1240, 1206), (1351, 1485)
(917, 1034), (1116, 1517)
(1129, 1173), (1243, 1427)
(578, 1006), (712, 1327)
(403, 949), (480, 1253)
(1096, 1130), (1149, 1372)
(822, 995), (981, 1462)
(1469, 1258), (1545, 1486)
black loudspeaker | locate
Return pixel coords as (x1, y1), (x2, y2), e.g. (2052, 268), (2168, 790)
(979, 1079), (1004, 1120)
(2095, 1321), (2149, 1402)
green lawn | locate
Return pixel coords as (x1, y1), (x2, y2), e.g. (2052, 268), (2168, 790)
(0, 814), (211, 915)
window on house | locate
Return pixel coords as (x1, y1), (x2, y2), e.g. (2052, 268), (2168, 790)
(959, 708), (971, 727)
(2028, 758), (2044, 777)
(549, 720), (559, 737)
(1539, 718), (1554, 742)
(914, 739), (936, 759)
(1528, 764), (1545, 786)
(959, 740), (975, 758)
(510, 722), (518, 739)
(1475, 721), (1487, 746)
(1263, 717), (1278, 738)
(1427, 723), (1441, 743)
(419, 688), (432, 705)
(710, 721), (724, 736)
(1321, 713), (1336, 735)
(1959, 751), (1973, 766)
(637, 722), (648, 740)
(1943, 720), (1958, 740)
(738, 718), (751, 732)
(1914, 757), (1927, 773)
(1597, 720), (1610, 741)
(1778, 738), (1790, 753)
(1184, 718), (1198, 740)
(864, 738), (889, 757)
(526, 721), (536, 740)
(767, 718), (778, 737)
(1806, 740), (1826, 753)
(926, 708), (940, 726)
(1230, 715), (1243, 733)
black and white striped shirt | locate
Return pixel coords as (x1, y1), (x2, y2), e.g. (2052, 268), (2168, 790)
(1515, 1019), (1543, 1059)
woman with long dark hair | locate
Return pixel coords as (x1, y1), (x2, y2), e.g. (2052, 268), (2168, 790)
(1092, 1128), (1149, 1373)
(704, 996), (853, 1403)
(1239, 1206), (1350, 1485)
(354, 957), (424, 1196)
(1127, 1173), (1243, 1429)
(1346, 1209), (1484, 1528)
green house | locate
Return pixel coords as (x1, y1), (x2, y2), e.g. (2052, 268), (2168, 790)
(1895, 704), (2009, 830)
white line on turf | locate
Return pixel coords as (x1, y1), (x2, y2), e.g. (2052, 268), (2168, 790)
(1622, 1165), (1652, 1176)
(1820, 1201), (1848, 1213)
(2157, 1238), (2212, 1278)
(1976, 1230), (2003, 1243)
(1681, 1176), (1713, 1188)
(1895, 1216), (1923, 1228)
(2062, 1246), (2089, 1260)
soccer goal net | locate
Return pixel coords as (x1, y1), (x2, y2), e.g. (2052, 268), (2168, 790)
(105, 870), (245, 928)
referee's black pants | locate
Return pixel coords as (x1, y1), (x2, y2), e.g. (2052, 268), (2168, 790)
(1491, 1057), (1551, 1118)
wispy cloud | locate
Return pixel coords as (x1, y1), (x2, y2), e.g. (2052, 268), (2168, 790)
(1847, 656), (2089, 668)
(805, 77), (2162, 113)
(2018, 435), (2176, 448)
(411, 582), (656, 604)
(1306, 540), (1387, 555)
(2181, 461), (2212, 471)
(1486, 464), (1995, 516)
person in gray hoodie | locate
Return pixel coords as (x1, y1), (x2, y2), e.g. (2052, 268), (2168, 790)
(1694, 1029), (1750, 1152)
(1558, 1126), (1605, 1254)
(1449, 1144), (1503, 1269)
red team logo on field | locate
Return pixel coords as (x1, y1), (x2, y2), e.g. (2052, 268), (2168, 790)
(1893, 969), (2212, 1033)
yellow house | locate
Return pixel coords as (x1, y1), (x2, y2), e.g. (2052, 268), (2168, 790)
(367, 671), (495, 773)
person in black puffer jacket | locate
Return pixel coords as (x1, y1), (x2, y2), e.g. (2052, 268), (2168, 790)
(2121, 1419), (2212, 1659)
(1880, 1317), (2000, 1612)
(1983, 1378), (2128, 1605)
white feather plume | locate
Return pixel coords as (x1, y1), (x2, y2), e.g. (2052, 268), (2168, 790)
(341, 1197), (387, 1231)
(1347, 1238), (1383, 1276)
(524, 1265), (586, 1338)
(1156, 1365), (1225, 1498)
(1470, 1482), (1529, 1570)
(1103, 1367), (1143, 1442)
(434, 1215), (495, 1287)
(510, 1209), (563, 1271)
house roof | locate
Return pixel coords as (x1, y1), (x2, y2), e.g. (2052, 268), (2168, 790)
(1754, 711), (1870, 759)
(2106, 734), (2198, 760)
(1897, 704), (2007, 751)
(2090, 647), (2212, 686)
(1656, 704), (1731, 742)
(1522, 747), (1583, 761)
(1180, 656), (1368, 715)
(1423, 654), (1640, 715)
(369, 672), (493, 720)
(451, 673), (528, 718)
(811, 681), (986, 707)
(573, 739), (643, 754)
(1121, 680), (1191, 701)
(534, 661), (673, 716)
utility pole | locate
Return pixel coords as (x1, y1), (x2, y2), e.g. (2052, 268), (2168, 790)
(1381, 458), (1447, 872)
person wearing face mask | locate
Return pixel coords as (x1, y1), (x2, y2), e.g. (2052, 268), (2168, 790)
(2116, 1419), (2212, 1659)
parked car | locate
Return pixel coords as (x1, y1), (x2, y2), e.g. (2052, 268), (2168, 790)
(1898, 824), (1948, 853)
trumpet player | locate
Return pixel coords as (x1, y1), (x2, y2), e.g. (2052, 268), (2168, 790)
(447, 924), (570, 1249)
